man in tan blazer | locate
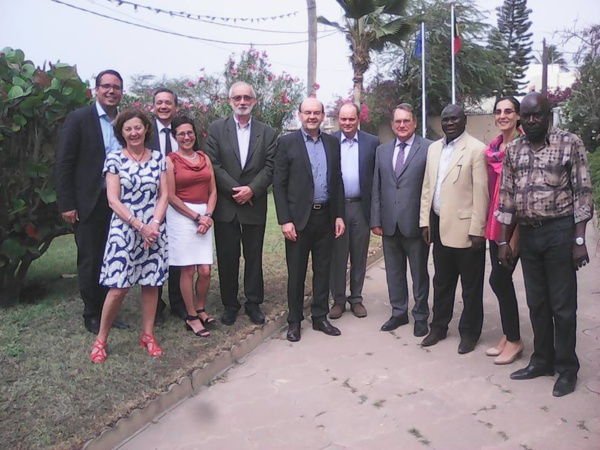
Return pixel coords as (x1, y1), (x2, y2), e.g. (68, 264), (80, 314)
(419, 104), (489, 354)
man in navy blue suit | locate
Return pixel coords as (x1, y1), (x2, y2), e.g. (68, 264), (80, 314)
(329, 103), (379, 320)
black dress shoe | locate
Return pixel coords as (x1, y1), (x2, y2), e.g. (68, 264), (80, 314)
(287, 322), (301, 342)
(112, 319), (130, 329)
(154, 311), (165, 327)
(84, 317), (100, 334)
(245, 306), (265, 325)
(312, 319), (341, 336)
(380, 314), (409, 332)
(553, 372), (577, 397)
(421, 328), (447, 347)
(221, 309), (238, 326)
(413, 321), (428, 337)
(170, 306), (188, 320)
(510, 364), (555, 380)
(458, 337), (477, 354)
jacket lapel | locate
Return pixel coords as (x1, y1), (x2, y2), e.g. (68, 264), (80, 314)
(442, 135), (466, 182)
(225, 117), (241, 164)
(245, 121), (261, 168)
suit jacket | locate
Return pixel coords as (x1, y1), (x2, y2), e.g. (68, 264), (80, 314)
(273, 130), (344, 231)
(205, 117), (277, 224)
(419, 131), (489, 248)
(146, 121), (161, 152)
(56, 104), (107, 223)
(333, 130), (379, 222)
(371, 134), (432, 237)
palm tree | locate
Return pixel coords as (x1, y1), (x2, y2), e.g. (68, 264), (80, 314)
(318, 0), (414, 106)
(535, 44), (569, 72)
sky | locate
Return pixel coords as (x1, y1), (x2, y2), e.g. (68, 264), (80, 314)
(3, 0), (599, 107)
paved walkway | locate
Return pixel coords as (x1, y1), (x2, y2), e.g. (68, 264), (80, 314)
(119, 225), (600, 450)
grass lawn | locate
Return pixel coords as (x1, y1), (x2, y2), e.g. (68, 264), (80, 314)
(0, 195), (382, 449)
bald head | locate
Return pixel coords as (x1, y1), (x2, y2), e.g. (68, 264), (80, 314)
(520, 92), (551, 143)
(298, 97), (325, 138)
(338, 103), (360, 139)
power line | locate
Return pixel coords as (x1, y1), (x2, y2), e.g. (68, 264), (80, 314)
(51, 0), (337, 46)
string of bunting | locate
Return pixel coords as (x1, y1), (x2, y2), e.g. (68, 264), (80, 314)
(105, 0), (299, 23)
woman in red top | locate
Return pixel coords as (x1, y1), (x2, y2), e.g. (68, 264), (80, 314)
(166, 116), (217, 337)
(485, 96), (524, 364)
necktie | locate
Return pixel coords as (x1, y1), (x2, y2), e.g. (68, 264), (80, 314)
(394, 142), (407, 177)
(163, 128), (172, 155)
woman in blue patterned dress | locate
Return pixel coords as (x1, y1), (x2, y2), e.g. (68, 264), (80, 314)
(90, 109), (169, 363)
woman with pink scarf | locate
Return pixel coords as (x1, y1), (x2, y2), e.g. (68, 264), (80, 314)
(485, 96), (524, 365)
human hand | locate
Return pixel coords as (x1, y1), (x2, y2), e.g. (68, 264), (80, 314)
(498, 243), (515, 271)
(572, 243), (589, 270)
(232, 186), (254, 205)
(334, 218), (345, 238)
(282, 222), (297, 242)
(61, 210), (79, 224)
(469, 235), (485, 250)
(421, 227), (430, 245)
(196, 215), (212, 235)
(371, 226), (383, 236)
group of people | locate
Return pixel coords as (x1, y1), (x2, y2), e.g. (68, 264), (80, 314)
(55, 69), (594, 399)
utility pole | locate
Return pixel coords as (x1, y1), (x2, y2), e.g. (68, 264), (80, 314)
(307, 0), (317, 96)
(541, 38), (548, 95)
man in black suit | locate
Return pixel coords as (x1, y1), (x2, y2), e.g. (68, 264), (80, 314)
(273, 97), (346, 342)
(329, 103), (379, 320)
(205, 81), (277, 326)
(371, 103), (431, 337)
(147, 87), (186, 323)
(56, 69), (128, 334)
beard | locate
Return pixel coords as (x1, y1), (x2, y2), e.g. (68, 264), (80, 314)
(232, 104), (254, 116)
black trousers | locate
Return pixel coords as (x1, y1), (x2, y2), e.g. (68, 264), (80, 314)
(488, 241), (521, 342)
(430, 212), (485, 339)
(519, 217), (579, 374)
(74, 193), (111, 321)
(157, 267), (185, 315)
(214, 218), (266, 312)
(285, 207), (334, 323)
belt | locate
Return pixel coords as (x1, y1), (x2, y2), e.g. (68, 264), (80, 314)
(519, 216), (573, 228)
(312, 203), (329, 210)
(345, 198), (361, 203)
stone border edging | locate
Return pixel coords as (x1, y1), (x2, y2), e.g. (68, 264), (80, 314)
(84, 244), (384, 450)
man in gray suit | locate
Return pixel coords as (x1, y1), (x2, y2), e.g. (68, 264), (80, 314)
(205, 81), (277, 326)
(371, 103), (431, 337)
(329, 103), (379, 320)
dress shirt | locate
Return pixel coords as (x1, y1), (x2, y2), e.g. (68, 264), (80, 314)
(340, 132), (360, 199)
(301, 128), (329, 203)
(392, 134), (416, 167)
(156, 120), (178, 157)
(433, 132), (463, 215)
(233, 116), (252, 169)
(496, 127), (594, 225)
(95, 102), (121, 155)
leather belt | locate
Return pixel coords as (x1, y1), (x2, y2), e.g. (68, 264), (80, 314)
(312, 203), (329, 210)
(519, 216), (572, 228)
(345, 198), (361, 203)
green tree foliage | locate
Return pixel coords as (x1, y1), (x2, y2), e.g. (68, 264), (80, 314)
(0, 48), (90, 306)
(357, 0), (501, 131)
(318, 0), (414, 106)
(488, 0), (533, 96)
(534, 44), (569, 72)
(563, 25), (600, 152)
(121, 48), (304, 140)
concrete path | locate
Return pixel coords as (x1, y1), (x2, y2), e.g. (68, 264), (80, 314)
(119, 225), (600, 450)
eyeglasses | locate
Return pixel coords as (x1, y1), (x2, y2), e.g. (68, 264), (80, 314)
(97, 83), (123, 91)
(175, 131), (195, 138)
(494, 108), (516, 116)
(230, 95), (255, 102)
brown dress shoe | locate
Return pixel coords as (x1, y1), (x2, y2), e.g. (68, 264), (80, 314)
(350, 302), (367, 318)
(328, 304), (345, 320)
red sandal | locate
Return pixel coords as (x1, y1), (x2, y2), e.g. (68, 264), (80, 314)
(90, 338), (107, 364)
(140, 333), (163, 357)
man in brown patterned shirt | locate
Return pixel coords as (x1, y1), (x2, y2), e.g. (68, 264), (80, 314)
(496, 92), (594, 397)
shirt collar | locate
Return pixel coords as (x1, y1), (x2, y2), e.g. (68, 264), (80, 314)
(341, 130), (358, 144)
(443, 131), (466, 147)
(95, 101), (113, 119)
(396, 134), (415, 148)
(233, 115), (252, 130)
(156, 119), (170, 132)
(522, 127), (554, 147)
(301, 127), (321, 142)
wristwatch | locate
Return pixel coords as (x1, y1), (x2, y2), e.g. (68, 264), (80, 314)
(574, 237), (585, 246)
(204, 212), (212, 218)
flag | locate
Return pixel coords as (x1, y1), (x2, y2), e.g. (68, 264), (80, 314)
(414, 27), (423, 57)
(453, 16), (461, 54)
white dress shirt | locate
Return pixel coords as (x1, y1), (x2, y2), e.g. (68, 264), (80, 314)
(392, 134), (416, 167)
(234, 116), (251, 169)
(156, 119), (178, 157)
(340, 133), (360, 199)
(433, 132), (464, 215)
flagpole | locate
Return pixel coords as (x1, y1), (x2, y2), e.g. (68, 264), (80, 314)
(421, 21), (426, 137)
(451, 3), (456, 104)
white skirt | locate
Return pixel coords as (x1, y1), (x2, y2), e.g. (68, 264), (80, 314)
(166, 202), (213, 266)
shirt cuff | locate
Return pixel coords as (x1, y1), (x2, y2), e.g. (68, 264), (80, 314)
(494, 210), (514, 226)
